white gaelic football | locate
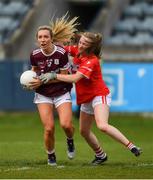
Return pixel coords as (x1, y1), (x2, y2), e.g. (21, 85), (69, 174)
(20, 70), (36, 86)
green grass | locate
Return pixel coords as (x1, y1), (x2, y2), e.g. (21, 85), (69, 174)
(0, 112), (153, 179)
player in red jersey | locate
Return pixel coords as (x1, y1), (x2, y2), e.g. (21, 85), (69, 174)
(28, 26), (75, 166)
(40, 32), (142, 165)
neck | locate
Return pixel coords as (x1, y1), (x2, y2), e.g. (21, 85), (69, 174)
(42, 44), (54, 55)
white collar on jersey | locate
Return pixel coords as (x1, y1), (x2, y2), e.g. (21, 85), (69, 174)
(41, 44), (57, 56)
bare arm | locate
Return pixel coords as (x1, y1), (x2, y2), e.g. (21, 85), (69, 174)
(46, 69), (69, 84)
(38, 68), (72, 84)
(56, 71), (84, 83)
(31, 66), (38, 72)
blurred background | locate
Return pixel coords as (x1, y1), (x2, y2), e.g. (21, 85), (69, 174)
(0, 0), (153, 113)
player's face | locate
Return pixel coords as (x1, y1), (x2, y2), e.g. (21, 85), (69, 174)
(37, 29), (52, 50)
(78, 35), (91, 53)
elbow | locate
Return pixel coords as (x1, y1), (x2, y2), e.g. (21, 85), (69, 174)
(73, 79), (77, 83)
(73, 78), (79, 83)
(72, 74), (82, 83)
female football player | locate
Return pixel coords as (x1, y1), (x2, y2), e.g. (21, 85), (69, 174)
(40, 31), (142, 165)
(27, 25), (76, 166)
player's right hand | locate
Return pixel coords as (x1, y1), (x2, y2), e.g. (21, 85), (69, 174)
(22, 85), (32, 91)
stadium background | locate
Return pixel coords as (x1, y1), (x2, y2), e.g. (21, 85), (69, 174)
(0, 1), (153, 179)
(0, 0), (153, 113)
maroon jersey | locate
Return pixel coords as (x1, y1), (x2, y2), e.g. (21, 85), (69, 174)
(30, 45), (72, 97)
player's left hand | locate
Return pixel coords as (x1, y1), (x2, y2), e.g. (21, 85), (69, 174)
(28, 77), (43, 90)
(39, 72), (57, 84)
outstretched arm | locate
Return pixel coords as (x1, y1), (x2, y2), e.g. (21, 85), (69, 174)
(56, 71), (83, 83)
(39, 71), (83, 84)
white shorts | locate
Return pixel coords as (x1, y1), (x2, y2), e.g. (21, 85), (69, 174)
(80, 93), (111, 115)
(34, 92), (72, 108)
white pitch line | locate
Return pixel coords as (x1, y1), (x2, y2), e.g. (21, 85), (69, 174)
(1, 163), (152, 172)
(137, 163), (153, 167)
(0, 165), (65, 172)
(0, 167), (39, 172)
(56, 165), (65, 168)
(120, 163), (153, 168)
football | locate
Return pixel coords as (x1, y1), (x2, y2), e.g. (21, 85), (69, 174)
(20, 70), (37, 86)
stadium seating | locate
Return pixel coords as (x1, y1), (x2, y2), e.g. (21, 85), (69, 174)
(106, 33), (131, 45)
(113, 17), (140, 35)
(0, 0), (35, 44)
(0, 34), (2, 44)
(0, 16), (20, 43)
(0, 1), (30, 17)
(105, 0), (153, 46)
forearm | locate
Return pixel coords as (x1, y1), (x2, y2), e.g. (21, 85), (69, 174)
(47, 79), (60, 84)
(39, 71), (83, 84)
(48, 70), (68, 83)
(56, 74), (78, 83)
(39, 69), (69, 84)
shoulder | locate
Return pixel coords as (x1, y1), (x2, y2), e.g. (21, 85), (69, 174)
(64, 45), (78, 56)
(65, 45), (78, 51)
(31, 48), (41, 56)
(55, 45), (66, 55)
(81, 55), (98, 67)
(89, 55), (99, 64)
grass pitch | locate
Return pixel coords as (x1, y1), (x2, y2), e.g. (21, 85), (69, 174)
(0, 112), (153, 179)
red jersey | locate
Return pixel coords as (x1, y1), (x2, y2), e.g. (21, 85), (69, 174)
(65, 46), (110, 105)
(30, 45), (72, 97)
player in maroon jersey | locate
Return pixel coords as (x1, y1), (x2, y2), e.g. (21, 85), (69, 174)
(40, 31), (142, 165)
(28, 26), (75, 166)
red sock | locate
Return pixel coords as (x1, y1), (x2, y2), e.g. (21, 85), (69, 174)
(94, 146), (105, 157)
(126, 142), (135, 150)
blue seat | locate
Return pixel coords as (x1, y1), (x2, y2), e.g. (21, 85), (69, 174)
(0, 17), (19, 31)
(129, 32), (153, 45)
(124, 5), (142, 18)
(144, 5), (153, 16)
(114, 18), (140, 34)
(0, 1), (29, 16)
(105, 33), (131, 45)
(0, 34), (2, 44)
(135, 17), (153, 33)
(0, 2), (4, 11)
(0, 0), (34, 44)
(132, 1), (148, 10)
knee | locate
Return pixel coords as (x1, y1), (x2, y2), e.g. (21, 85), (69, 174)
(80, 128), (89, 138)
(97, 124), (109, 132)
(61, 122), (72, 131)
(44, 126), (54, 136)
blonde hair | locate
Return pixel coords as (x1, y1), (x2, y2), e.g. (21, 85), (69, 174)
(50, 12), (79, 44)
